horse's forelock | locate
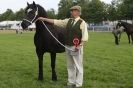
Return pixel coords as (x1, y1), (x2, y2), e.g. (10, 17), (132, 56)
(25, 3), (39, 12)
(25, 4), (34, 13)
(25, 4), (48, 18)
(27, 4), (46, 13)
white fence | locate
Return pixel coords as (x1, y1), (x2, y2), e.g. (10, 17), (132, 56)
(88, 25), (114, 32)
(0, 21), (36, 30)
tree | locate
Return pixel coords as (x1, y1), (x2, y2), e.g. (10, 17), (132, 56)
(58, 0), (73, 19)
(47, 9), (57, 19)
(117, 0), (133, 21)
(15, 8), (25, 21)
(85, 0), (105, 23)
(106, 0), (118, 21)
(0, 9), (15, 21)
(123, 0), (133, 20)
(0, 8), (25, 21)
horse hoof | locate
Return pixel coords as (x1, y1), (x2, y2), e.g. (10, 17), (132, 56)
(52, 77), (57, 81)
(115, 43), (119, 45)
(38, 77), (44, 81)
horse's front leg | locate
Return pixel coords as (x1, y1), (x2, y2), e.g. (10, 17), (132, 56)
(131, 34), (133, 44)
(119, 33), (121, 42)
(36, 49), (44, 80)
(50, 53), (57, 81)
(127, 34), (131, 44)
(114, 35), (119, 45)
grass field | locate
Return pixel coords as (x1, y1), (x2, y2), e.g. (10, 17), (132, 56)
(0, 31), (133, 88)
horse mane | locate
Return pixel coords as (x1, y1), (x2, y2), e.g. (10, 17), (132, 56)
(36, 4), (48, 18)
(121, 21), (133, 26)
(120, 21), (133, 29)
(35, 4), (54, 28)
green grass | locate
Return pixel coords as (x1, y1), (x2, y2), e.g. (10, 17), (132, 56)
(0, 31), (133, 88)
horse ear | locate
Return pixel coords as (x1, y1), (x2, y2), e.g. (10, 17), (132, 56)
(27, 2), (30, 6)
(33, 1), (36, 6)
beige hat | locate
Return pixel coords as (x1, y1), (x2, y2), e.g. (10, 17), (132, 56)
(70, 5), (81, 13)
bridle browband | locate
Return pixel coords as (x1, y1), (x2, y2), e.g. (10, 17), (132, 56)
(23, 7), (39, 24)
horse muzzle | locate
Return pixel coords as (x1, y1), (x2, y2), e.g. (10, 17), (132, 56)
(21, 20), (31, 29)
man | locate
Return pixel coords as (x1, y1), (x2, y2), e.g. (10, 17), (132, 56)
(38, 5), (88, 88)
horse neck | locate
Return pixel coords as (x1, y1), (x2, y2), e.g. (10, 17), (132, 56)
(35, 21), (50, 34)
(121, 23), (128, 29)
(35, 5), (55, 34)
(35, 16), (54, 34)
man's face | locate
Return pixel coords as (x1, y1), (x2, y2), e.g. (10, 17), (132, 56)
(70, 9), (79, 17)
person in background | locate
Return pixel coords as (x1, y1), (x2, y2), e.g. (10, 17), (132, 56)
(38, 5), (89, 88)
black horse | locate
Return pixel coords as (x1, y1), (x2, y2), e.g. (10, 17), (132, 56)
(113, 21), (133, 45)
(21, 2), (65, 81)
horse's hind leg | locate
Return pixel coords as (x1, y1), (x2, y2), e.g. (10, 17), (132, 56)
(127, 34), (131, 44)
(119, 33), (121, 42)
(131, 34), (133, 44)
(50, 53), (57, 81)
(36, 49), (44, 80)
(114, 35), (119, 45)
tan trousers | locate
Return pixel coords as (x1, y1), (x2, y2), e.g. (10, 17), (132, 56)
(65, 45), (83, 87)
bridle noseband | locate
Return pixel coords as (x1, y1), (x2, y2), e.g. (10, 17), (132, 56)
(23, 7), (38, 24)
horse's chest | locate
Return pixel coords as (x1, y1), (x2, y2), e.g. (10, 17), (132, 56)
(34, 33), (57, 48)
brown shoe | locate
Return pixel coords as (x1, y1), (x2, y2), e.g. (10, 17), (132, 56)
(67, 83), (75, 88)
(68, 85), (75, 88)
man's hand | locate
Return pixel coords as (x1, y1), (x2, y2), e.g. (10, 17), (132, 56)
(38, 17), (54, 24)
(38, 17), (46, 21)
(80, 41), (85, 46)
(75, 45), (82, 52)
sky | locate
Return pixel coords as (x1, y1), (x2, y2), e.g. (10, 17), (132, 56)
(0, 0), (112, 14)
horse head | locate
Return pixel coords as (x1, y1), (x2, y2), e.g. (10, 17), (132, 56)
(21, 1), (47, 29)
(116, 21), (122, 29)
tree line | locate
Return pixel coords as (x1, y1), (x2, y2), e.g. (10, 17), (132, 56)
(0, 8), (57, 21)
(0, 9), (25, 21)
(0, 0), (133, 23)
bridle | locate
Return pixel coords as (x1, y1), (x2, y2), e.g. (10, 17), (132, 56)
(22, 6), (77, 52)
(23, 7), (39, 24)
